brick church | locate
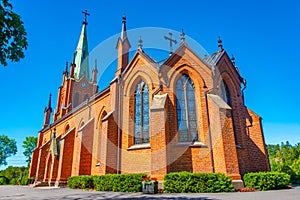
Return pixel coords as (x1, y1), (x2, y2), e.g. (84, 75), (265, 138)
(29, 14), (270, 186)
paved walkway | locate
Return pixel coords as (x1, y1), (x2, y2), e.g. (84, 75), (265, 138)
(0, 185), (299, 200)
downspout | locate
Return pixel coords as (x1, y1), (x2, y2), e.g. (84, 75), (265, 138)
(204, 87), (215, 173)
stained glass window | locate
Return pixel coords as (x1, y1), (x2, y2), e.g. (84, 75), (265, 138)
(176, 74), (198, 142)
(134, 81), (150, 144)
(220, 80), (231, 105)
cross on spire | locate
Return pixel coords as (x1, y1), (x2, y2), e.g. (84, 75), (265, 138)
(82, 10), (90, 25)
(164, 32), (177, 54)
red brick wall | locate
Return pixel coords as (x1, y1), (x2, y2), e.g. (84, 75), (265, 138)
(150, 105), (169, 180)
(59, 130), (75, 180)
(30, 43), (269, 184)
(49, 155), (59, 182)
(29, 148), (39, 178)
(105, 115), (118, 174)
(244, 108), (270, 172)
(35, 143), (49, 181)
(79, 119), (94, 175)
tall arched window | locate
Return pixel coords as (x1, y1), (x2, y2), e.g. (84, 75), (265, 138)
(176, 74), (198, 142)
(220, 80), (231, 106)
(134, 81), (149, 144)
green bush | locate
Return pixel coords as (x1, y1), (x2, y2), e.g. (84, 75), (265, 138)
(68, 175), (94, 189)
(163, 172), (235, 193)
(243, 172), (290, 191)
(93, 174), (147, 192)
(68, 173), (147, 192)
(0, 176), (9, 185)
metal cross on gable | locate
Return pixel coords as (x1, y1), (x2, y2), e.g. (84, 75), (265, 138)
(164, 32), (177, 54)
(82, 10), (90, 24)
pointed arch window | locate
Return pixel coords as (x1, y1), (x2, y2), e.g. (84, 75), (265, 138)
(134, 81), (149, 144)
(65, 125), (70, 134)
(220, 80), (231, 106)
(84, 94), (89, 101)
(176, 74), (198, 142)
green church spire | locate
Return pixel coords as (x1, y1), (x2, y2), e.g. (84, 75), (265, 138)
(74, 10), (90, 81)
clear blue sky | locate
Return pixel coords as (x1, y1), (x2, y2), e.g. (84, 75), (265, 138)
(0, 0), (299, 169)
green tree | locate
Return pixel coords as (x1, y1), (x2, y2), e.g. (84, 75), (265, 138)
(0, 0), (28, 66)
(267, 141), (300, 184)
(0, 135), (17, 166)
(0, 166), (30, 185)
(22, 136), (37, 165)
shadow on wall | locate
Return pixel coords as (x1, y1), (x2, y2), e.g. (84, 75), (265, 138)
(243, 107), (269, 173)
(169, 147), (193, 173)
(243, 134), (269, 173)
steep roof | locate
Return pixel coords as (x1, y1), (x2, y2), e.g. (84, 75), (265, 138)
(116, 15), (131, 49)
(120, 48), (158, 76)
(73, 21), (89, 81)
(203, 50), (225, 66)
(120, 16), (128, 42)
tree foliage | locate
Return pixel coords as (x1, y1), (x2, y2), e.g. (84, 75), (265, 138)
(22, 136), (37, 165)
(0, 135), (17, 166)
(244, 172), (290, 191)
(0, 0), (27, 66)
(0, 166), (33, 185)
(267, 141), (300, 184)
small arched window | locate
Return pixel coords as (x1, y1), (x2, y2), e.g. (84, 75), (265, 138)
(134, 81), (149, 144)
(80, 122), (84, 127)
(84, 94), (89, 101)
(176, 74), (198, 142)
(65, 124), (70, 133)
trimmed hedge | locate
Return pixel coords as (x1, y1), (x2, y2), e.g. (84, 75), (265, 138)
(67, 173), (147, 192)
(243, 172), (290, 191)
(93, 174), (147, 192)
(68, 175), (94, 189)
(163, 172), (235, 193)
